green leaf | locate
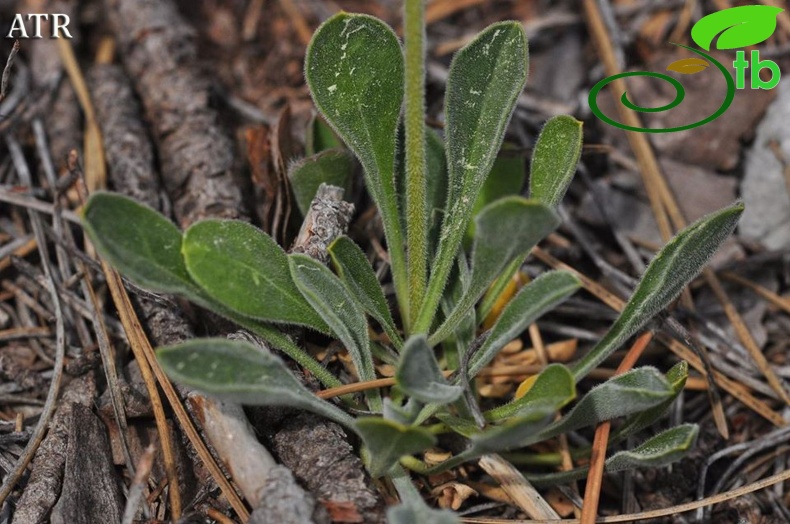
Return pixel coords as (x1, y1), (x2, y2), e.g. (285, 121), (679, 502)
(387, 503), (460, 524)
(465, 145), (526, 245)
(396, 335), (463, 404)
(691, 5), (783, 51)
(538, 367), (673, 443)
(305, 13), (408, 319)
(614, 361), (688, 439)
(435, 413), (483, 438)
(426, 127), (448, 244)
(82, 192), (201, 297)
(606, 424), (699, 471)
(288, 254), (380, 408)
(305, 113), (343, 155)
(157, 338), (354, 428)
(485, 363), (576, 421)
(529, 115), (583, 208)
(415, 21), (529, 334)
(328, 236), (402, 349)
(469, 271), (581, 377)
(182, 220), (327, 331)
(572, 202), (744, 381)
(355, 418), (436, 477)
(430, 197), (559, 344)
(288, 149), (353, 216)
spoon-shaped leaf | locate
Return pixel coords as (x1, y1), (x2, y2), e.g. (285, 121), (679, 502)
(529, 115), (583, 208)
(430, 197), (559, 344)
(157, 338), (354, 428)
(485, 363), (576, 421)
(288, 149), (353, 216)
(691, 5), (783, 51)
(605, 424), (699, 471)
(468, 271), (581, 376)
(396, 335), (463, 404)
(305, 13), (408, 317)
(288, 254), (380, 408)
(181, 220), (328, 332)
(415, 22), (529, 333)
(82, 192), (201, 297)
(328, 236), (402, 349)
(572, 202), (744, 381)
(355, 418), (436, 477)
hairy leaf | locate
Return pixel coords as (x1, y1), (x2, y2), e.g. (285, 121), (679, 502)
(305, 13), (408, 315)
(82, 192), (201, 297)
(606, 424), (699, 471)
(288, 149), (353, 216)
(415, 22), (528, 333)
(529, 115), (583, 208)
(157, 339), (354, 428)
(355, 418), (436, 477)
(430, 197), (559, 344)
(182, 220), (327, 331)
(328, 236), (402, 349)
(396, 335), (463, 404)
(468, 271), (581, 376)
(691, 5), (783, 51)
(572, 202), (744, 380)
(485, 363), (576, 421)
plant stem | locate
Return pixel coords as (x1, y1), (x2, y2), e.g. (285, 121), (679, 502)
(403, 0), (428, 332)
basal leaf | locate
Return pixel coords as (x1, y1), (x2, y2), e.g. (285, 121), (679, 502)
(328, 236), (402, 349)
(572, 202), (744, 381)
(529, 115), (583, 208)
(485, 363), (576, 421)
(157, 338), (354, 428)
(396, 335), (462, 404)
(288, 254), (379, 408)
(305, 13), (408, 316)
(355, 418), (436, 477)
(182, 220), (327, 331)
(305, 113), (343, 155)
(415, 22), (528, 334)
(430, 197), (559, 344)
(691, 5), (783, 51)
(606, 424), (699, 471)
(470, 402), (557, 454)
(82, 192), (201, 297)
(288, 149), (353, 216)
(469, 271), (581, 377)
(426, 127), (448, 244)
(387, 503), (460, 524)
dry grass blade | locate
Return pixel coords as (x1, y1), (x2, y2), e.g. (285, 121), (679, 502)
(122, 444), (156, 524)
(720, 271), (790, 316)
(580, 331), (653, 524)
(101, 264), (254, 520)
(426, 0), (489, 24)
(479, 454), (560, 520)
(0, 40), (20, 104)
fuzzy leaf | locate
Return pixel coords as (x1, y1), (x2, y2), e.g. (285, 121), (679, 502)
(691, 5), (783, 51)
(182, 220), (327, 331)
(529, 115), (583, 208)
(606, 424), (699, 471)
(157, 338), (354, 428)
(572, 203), (744, 380)
(469, 271), (581, 377)
(355, 418), (436, 477)
(305, 13), (407, 312)
(430, 197), (559, 344)
(396, 335), (463, 404)
(415, 22), (528, 333)
(82, 192), (201, 297)
(288, 149), (353, 216)
(465, 146), (526, 244)
(305, 113), (343, 155)
(485, 363), (576, 421)
(289, 254), (379, 406)
(328, 236), (401, 348)
(426, 127), (448, 239)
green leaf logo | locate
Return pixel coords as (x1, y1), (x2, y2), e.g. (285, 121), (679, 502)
(691, 5), (783, 51)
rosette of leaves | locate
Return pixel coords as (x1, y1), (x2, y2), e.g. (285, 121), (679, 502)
(82, 3), (744, 521)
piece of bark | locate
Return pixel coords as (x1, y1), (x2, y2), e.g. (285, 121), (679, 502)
(11, 375), (96, 524)
(104, 0), (246, 226)
(291, 184), (355, 265)
(50, 404), (123, 524)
